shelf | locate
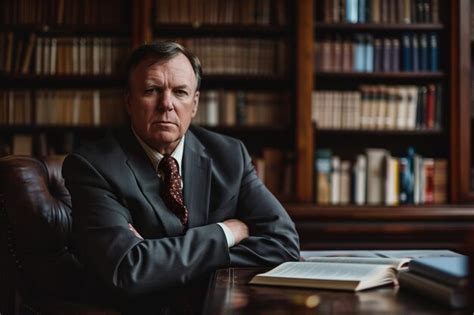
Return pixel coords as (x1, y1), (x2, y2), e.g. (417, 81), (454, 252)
(201, 75), (290, 90)
(285, 203), (474, 221)
(0, 24), (131, 36)
(154, 24), (288, 38)
(0, 125), (119, 133)
(0, 75), (126, 88)
(315, 128), (444, 136)
(314, 22), (444, 32)
(315, 71), (445, 79)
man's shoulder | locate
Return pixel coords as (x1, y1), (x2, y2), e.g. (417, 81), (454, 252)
(188, 124), (242, 149)
(71, 127), (127, 166)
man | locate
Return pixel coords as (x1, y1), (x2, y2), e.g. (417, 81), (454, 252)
(62, 41), (299, 302)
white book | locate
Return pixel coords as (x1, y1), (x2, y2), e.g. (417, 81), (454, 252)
(206, 90), (219, 126)
(385, 156), (399, 206)
(354, 154), (367, 205)
(406, 86), (418, 130)
(340, 160), (351, 204)
(330, 156), (341, 205)
(366, 148), (389, 205)
(414, 154), (423, 204)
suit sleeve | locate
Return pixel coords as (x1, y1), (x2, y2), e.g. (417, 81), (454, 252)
(63, 153), (230, 298)
(229, 142), (300, 266)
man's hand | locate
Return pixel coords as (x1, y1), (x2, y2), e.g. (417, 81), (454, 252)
(222, 219), (249, 244)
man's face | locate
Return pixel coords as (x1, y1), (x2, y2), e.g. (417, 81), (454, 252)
(126, 53), (199, 154)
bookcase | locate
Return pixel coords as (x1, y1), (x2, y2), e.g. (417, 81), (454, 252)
(0, 0), (132, 155)
(289, 0), (474, 250)
(1, 0), (474, 250)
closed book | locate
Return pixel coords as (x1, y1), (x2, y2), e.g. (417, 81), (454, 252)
(416, 86), (427, 129)
(373, 38), (382, 72)
(358, 0), (366, 23)
(411, 34), (419, 72)
(353, 154), (367, 205)
(354, 34), (365, 72)
(433, 159), (447, 204)
(426, 84), (436, 129)
(434, 84), (443, 130)
(382, 38), (392, 72)
(365, 35), (374, 72)
(330, 156), (341, 205)
(402, 34), (412, 71)
(366, 148), (388, 205)
(391, 38), (400, 72)
(419, 33), (428, 71)
(315, 149), (332, 204)
(429, 33), (439, 72)
(423, 158), (435, 203)
(346, 0), (358, 23)
(340, 160), (351, 204)
(399, 270), (467, 309)
(408, 256), (469, 287)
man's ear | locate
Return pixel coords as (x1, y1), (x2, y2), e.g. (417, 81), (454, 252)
(191, 91), (200, 118)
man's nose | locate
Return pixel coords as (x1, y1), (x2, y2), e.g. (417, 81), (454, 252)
(158, 90), (173, 111)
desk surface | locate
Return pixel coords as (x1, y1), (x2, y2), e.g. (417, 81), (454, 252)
(203, 268), (468, 315)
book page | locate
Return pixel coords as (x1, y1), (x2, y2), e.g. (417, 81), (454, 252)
(255, 262), (390, 281)
(375, 250), (461, 259)
(304, 257), (409, 270)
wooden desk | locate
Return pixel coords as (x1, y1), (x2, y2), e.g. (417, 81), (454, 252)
(203, 268), (468, 315)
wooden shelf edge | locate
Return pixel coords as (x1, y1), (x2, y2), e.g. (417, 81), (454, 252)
(314, 71), (445, 79)
(284, 203), (474, 220)
(314, 22), (445, 31)
(154, 24), (288, 37)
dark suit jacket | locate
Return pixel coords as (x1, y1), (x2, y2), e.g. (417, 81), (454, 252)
(62, 125), (299, 299)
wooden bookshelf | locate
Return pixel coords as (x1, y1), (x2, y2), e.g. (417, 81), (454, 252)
(1, 0), (474, 249)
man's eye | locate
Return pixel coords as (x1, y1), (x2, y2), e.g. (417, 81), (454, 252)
(145, 88), (157, 94)
(176, 90), (188, 96)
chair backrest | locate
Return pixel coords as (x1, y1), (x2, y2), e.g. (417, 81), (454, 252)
(0, 155), (85, 314)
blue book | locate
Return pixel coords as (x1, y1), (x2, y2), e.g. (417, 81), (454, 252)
(382, 38), (392, 72)
(354, 34), (365, 72)
(358, 0), (366, 23)
(392, 38), (400, 72)
(409, 256), (469, 287)
(419, 33), (428, 71)
(412, 34), (419, 72)
(346, 0), (358, 23)
(402, 34), (412, 71)
(429, 33), (439, 71)
(365, 35), (374, 72)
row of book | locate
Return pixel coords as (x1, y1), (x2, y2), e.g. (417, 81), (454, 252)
(154, 0), (287, 26)
(0, 32), (130, 75)
(162, 37), (287, 76)
(0, 89), (126, 126)
(321, 0), (439, 24)
(312, 84), (442, 130)
(315, 147), (447, 205)
(315, 33), (439, 73)
(195, 90), (289, 127)
(1, 0), (129, 25)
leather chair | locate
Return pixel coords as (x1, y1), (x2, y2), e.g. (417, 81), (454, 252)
(0, 155), (119, 315)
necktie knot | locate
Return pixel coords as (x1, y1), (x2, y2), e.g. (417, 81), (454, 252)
(158, 155), (188, 227)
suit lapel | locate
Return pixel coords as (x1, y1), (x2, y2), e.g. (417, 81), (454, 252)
(118, 127), (184, 236)
(183, 129), (211, 228)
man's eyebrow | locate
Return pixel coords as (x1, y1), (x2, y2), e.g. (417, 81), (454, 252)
(174, 84), (190, 90)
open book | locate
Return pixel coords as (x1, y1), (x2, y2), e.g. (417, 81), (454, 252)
(249, 250), (461, 292)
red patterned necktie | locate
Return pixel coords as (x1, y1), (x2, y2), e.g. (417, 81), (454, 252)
(158, 155), (188, 226)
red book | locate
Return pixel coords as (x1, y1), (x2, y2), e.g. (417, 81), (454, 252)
(425, 84), (436, 129)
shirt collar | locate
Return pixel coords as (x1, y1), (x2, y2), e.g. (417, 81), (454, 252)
(132, 127), (185, 176)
